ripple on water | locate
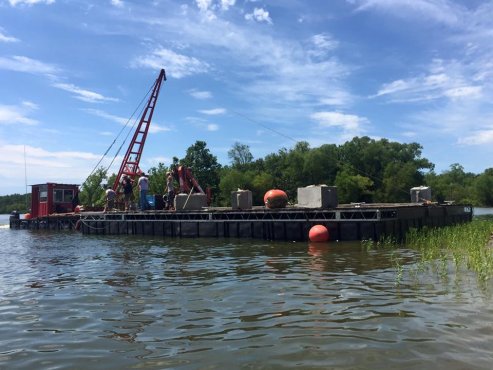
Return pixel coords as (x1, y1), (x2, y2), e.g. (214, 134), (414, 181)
(0, 231), (492, 369)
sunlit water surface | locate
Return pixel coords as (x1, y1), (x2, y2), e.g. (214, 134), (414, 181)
(1, 216), (492, 369)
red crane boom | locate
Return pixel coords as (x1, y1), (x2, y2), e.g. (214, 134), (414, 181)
(112, 69), (166, 192)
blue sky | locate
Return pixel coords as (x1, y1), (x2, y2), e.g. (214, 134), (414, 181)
(0, 0), (492, 195)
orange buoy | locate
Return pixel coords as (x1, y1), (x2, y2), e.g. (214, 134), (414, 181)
(24, 213), (32, 220)
(309, 225), (329, 242)
(264, 189), (288, 209)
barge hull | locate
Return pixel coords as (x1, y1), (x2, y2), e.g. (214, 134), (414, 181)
(10, 204), (473, 242)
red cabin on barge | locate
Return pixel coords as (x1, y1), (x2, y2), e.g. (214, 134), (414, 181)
(31, 183), (79, 218)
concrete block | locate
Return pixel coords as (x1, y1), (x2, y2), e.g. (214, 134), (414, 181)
(231, 190), (253, 210)
(410, 186), (431, 203)
(175, 193), (208, 210)
(297, 185), (338, 209)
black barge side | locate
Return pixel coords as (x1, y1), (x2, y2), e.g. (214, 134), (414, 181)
(10, 203), (473, 242)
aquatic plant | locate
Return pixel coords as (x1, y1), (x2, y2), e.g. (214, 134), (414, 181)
(364, 218), (493, 283)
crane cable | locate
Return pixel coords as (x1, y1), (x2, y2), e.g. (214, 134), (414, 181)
(81, 82), (154, 188)
(230, 109), (424, 199)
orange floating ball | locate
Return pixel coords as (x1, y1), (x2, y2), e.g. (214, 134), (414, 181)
(264, 189), (288, 209)
(309, 225), (329, 242)
(24, 213), (32, 220)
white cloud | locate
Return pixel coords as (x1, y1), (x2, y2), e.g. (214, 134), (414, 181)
(308, 33), (338, 58)
(84, 108), (171, 133)
(207, 123), (219, 131)
(196, 0), (212, 12)
(199, 108), (226, 115)
(0, 55), (59, 76)
(84, 108), (127, 125)
(0, 143), (104, 194)
(348, 0), (462, 26)
(245, 8), (272, 24)
(53, 83), (119, 103)
(220, 0), (235, 11)
(444, 86), (482, 99)
(373, 60), (484, 103)
(189, 89), (212, 99)
(0, 31), (19, 43)
(310, 111), (368, 137)
(110, 0), (123, 7)
(9, 0), (55, 5)
(133, 48), (210, 79)
(458, 130), (493, 145)
(148, 123), (171, 133)
(0, 102), (39, 125)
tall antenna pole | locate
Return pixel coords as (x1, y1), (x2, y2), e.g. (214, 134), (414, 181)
(24, 145), (28, 210)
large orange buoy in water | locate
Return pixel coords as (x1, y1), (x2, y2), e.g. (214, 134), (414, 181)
(24, 213), (32, 220)
(264, 189), (288, 209)
(309, 225), (329, 242)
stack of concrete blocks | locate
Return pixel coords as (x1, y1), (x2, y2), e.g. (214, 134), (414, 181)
(174, 193), (208, 210)
(231, 190), (253, 210)
(410, 186), (432, 203)
(297, 185), (338, 209)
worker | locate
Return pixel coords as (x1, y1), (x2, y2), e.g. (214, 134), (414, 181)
(165, 172), (175, 210)
(104, 186), (116, 212)
(138, 173), (149, 211)
(122, 175), (134, 211)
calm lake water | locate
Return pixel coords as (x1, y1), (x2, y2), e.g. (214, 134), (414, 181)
(1, 214), (493, 369)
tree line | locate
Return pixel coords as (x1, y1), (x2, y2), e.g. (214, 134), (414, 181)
(1, 136), (491, 213)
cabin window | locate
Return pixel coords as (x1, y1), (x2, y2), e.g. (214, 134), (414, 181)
(53, 189), (74, 203)
(39, 185), (48, 202)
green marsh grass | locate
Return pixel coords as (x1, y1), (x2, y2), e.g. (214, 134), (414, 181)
(363, 216), (493, 285)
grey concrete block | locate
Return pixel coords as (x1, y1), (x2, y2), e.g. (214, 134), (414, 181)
(297, 185), (338, 208)
(410, 186), (432, 203)
(175, 193), (208, 210)
(231, 190), (253, 209)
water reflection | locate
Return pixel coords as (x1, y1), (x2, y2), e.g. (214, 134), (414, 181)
(1, 230), (492, 369)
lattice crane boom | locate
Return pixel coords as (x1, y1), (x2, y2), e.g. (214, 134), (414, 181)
(112, 69), (166, 192)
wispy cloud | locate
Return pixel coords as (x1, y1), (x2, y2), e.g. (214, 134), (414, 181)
(458, 130), (493, 146)
(199, 108), (226, 115)
(0, 143), (103, 194)
(0, 101), (39, 126)
(53, 83), (118, 103)
(373, 60), (483, 103)
(0, 31), (19, 43)
(347, 0), (463, 26)
(207, 123), (219, 131)
(9, 0), (55, 6)
(133, 48), (210, 79)
(110, 0), (123, 7)
(188, 89), (212, 99)
(310, 111), (368, 139)
(84, 108), (171, 133)
(0, 55), (59, 77)
(84, 108), (127, 124)
(245, 7), (272, 24)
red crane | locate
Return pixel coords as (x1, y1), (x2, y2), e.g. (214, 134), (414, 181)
(112, 69), (166, 192)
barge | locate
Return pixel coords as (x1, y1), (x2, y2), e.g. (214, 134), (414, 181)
(10, 202), (473, 242)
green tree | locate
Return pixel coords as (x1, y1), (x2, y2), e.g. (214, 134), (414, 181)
(335, 166), (374, 203)
(218, 168), (253, 206)
(147, 162), (168, 195)
(474, 168), (493, 206)
(228, 142), (253, 169)
(181, 141), (222, 202)
(425, 163), (476, 204)
(0, 193), (31, 213)
(79, 167), (107, 207)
